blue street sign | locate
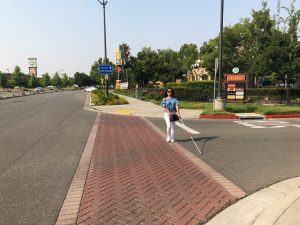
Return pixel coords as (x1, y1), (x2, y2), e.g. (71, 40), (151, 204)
(99, 65), (113, 74)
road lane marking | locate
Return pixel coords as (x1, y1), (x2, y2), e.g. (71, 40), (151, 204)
(269, 126), (286, 128)
(234, 120), (300, 129)
(175, 121), (200, 134)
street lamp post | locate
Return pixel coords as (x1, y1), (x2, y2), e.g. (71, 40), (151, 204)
(218, 0), (224, 99)
(97, 0), (109, 97)
(214, 0), (226, 110)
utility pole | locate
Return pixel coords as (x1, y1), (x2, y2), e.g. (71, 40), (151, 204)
(218, 0), (224, 99)
(97, 0), (109, 97)
(214, 0), (226, 110)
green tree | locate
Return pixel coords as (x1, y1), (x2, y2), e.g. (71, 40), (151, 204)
(243, 1), (276, 86)
(200, 21), (249, 75)
(178, 44), (199, 73)
(51, 72), (62, 86)
(131, 47), (159, 86)
(61, 73), (69, 87)
(0, 71), (8, 87)
(74, 72), (91, 87)
(27, 76), (39, 88)
(90, 58), (104, 85)
(68, 77), (75, 86)
(280, 0), (300, 103)
(10, 66), (27, 87)
(156, 49), (181, 83)
(90, 58), (116, 86)
(40, 73), (51, 87)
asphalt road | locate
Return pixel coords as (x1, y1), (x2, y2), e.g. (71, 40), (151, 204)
(0, 91), (96, 225)
(148, 117), (300, 194)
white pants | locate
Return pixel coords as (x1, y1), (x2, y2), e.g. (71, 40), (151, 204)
(164, 112), (175, 141)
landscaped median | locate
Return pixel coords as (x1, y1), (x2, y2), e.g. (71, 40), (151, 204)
(90, 90), (128, 106)
(179, 102), (300, 119)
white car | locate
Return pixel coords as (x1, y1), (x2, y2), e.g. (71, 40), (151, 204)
(34, 87), (44, 93)
(84, 86), (97, 92)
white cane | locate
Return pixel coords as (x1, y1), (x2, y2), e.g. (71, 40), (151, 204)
(179, 118), (202, 155)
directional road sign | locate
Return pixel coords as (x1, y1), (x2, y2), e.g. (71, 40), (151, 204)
(99, 65), (113, 74)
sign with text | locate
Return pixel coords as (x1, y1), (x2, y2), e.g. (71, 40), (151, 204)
(226, 74), (246, 81)
(99, 65), (113, 74)
(225, 74), (247, 102)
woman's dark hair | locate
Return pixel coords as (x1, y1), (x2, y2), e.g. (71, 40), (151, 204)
(164, 87), (174, 98)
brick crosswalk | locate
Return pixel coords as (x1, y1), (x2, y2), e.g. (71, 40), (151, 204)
(76, 114), (235, 225)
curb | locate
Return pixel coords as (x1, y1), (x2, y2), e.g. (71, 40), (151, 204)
(206, 177), (300, 225)
(200, 114), (300, 120)
(265, 114), (300, 119)
(55, 113), (100, 225)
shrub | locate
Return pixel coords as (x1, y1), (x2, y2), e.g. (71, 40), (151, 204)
(114, 89), (135, 98)
(166, 81), (216, 89)
(247, 88), (300, 103)
(91, 90), (128, 105)
(144, 91), (164, 101)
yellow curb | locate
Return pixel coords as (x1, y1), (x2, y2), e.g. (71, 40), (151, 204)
(113, 109), (136, 115)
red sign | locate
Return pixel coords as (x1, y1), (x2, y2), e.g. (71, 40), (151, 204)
(226, 74), (246, 81)
(117, 66), (122, 73)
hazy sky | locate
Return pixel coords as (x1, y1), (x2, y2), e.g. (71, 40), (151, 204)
(0, 0), (299, 77)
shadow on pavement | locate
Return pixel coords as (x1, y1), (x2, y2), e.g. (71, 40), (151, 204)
(177, 136), (218, 155)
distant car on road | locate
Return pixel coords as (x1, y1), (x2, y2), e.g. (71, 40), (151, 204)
(34, 87), (44, 93)
(84, 86), (98, 92)
(47, 85), (56, 89)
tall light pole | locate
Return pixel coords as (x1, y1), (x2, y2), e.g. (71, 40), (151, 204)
(218, 0), (224, 99)
(214, 0), (226, 110)
(97, 0), (109, 97)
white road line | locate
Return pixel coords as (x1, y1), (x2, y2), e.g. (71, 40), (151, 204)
(175, 121), (200, 134)
(291, 125), (300, 128)
(269, 126), (286, 128)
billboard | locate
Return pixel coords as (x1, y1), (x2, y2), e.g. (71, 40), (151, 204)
(28, 58), (37, 68)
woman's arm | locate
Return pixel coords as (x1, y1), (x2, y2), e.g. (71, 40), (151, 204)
(176, 105), (181, 118)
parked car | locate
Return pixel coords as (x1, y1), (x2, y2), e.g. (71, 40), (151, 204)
(84, 86), (98, 92)
(34, 87), (44, 93)
(47, 85), (56, 89)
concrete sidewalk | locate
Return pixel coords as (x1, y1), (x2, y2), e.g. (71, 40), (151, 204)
(90, 93), (202, 118)
(206, 177), (300, 225)
(56, 93), (300, 225)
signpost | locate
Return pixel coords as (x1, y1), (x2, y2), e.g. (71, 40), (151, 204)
(213, 58), (218, 111)
(225, 74), (247, 102)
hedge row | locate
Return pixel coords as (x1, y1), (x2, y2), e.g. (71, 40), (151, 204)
(247, 88), (300, 102)
(166, 81), (216, 89)
(146, 87), (214, 102)
(145, 87), (300, 103)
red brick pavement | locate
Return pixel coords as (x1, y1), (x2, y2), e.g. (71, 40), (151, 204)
(76, 113), (236, 225)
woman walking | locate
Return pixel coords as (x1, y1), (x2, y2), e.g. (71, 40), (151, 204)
(161, 88), (181, 142)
